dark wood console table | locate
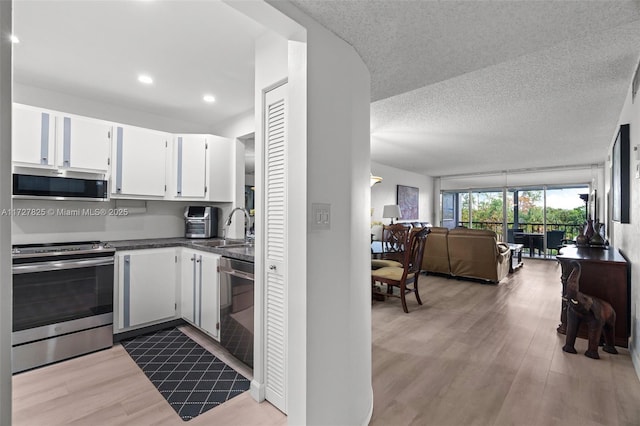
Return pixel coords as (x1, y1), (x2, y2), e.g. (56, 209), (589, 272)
(556, 246), (630, 347)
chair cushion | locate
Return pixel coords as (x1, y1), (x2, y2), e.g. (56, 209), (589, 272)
(371, 266), (404, 281)
(372, 259), (403, 269)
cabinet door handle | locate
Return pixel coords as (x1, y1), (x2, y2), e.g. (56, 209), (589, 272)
(190, 256), (195, 261)
(269, 265), (277, 270)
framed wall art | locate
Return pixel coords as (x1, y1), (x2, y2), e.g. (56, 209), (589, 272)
(611, 124), (630, 223)
(396, 185), (419, 220)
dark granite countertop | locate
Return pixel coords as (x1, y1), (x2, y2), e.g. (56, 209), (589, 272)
(106, 237), (255, 262)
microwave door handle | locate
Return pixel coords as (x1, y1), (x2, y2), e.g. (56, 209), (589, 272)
(12, 257), (114, 274)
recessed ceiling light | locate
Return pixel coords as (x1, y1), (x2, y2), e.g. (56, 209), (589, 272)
(203, 95), (216, 103)
(10, 34), (19, 44)
(138, 74), (153, 85)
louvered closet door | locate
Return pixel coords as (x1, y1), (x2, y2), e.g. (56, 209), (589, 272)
(263, 83), (288, 413)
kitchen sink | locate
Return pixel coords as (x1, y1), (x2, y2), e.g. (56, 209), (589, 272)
(192, 239), (253, 249)
(223, 245), (255, 256)
(220, 243), (254, 249)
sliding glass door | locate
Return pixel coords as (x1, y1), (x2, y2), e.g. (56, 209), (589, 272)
(470, 191), (504, 235)
(442, 185), (588, 258)
(544, 187), (587, 254)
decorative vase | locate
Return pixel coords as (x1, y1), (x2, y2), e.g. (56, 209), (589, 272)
(584, 217), (595, 242)
(591, 221), (605, 245)
(575, 223), (588, 246)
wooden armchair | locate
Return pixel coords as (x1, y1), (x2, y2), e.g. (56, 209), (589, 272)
(372, 223), (411, 269)
(371, 227), (430, 313)
(382, 223), (411, 259)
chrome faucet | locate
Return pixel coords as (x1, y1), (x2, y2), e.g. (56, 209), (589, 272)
(225, 207), (252, 243)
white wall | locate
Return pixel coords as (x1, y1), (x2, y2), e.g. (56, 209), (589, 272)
(607, 74), (640, 380)
(371, 161), (434, 224)
(226, 139), (247, 240)
(0, 1), (12, 422)
(211, 109), (255, 139)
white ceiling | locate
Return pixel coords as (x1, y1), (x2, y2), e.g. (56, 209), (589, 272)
(13, 0), (265, 131)
(291, 0), (640, 177)
(13, 1), (640, 179)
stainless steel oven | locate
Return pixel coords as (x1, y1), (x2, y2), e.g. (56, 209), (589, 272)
(12, 241), (115, 373)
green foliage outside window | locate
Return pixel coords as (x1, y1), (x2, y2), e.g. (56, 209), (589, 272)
(456, 190), (586, 239)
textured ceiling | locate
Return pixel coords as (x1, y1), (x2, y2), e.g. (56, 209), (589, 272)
(291, 0), (640, 177)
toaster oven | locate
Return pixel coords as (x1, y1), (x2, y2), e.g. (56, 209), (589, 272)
(184, 206), (218, 238)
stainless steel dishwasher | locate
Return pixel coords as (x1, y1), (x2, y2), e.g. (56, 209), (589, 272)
(219, 257), (254, 368)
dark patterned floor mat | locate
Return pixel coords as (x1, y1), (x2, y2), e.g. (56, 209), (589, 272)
(121, 327), (250, 421)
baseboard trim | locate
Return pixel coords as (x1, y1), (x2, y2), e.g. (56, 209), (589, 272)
(250, 379), (266, 402)
(113, 319), (186, 342)
(630, 340), (640, 383)
(361, 385), (374, 426)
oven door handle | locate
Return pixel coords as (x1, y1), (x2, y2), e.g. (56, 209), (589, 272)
(12, 257), (114, 274)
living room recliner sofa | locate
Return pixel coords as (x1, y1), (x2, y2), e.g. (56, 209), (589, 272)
(422, 227), (510, 283)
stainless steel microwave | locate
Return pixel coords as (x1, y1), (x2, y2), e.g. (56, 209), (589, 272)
(12, 170), (108, 201)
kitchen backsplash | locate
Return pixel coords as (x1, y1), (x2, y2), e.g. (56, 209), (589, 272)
(11, 199), (231, 244)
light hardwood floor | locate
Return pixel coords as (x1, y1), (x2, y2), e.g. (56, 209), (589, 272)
(371, 259), (640, 426)
(12, 260), (640, 425)
(12, 326), (286, 426)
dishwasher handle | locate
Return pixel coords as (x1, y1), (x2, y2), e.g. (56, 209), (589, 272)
(219, 265), (254, 281)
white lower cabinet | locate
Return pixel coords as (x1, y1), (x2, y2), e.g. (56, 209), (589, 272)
(116, 248), (178, 331)
(181, 249), (221, 340)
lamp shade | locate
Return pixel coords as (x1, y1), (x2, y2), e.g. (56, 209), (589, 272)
(382, 205), (402, 222)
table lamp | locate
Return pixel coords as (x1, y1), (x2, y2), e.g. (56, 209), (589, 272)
(383, 204), (402, 224)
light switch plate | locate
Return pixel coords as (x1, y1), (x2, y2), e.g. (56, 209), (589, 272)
(311, 203), (330, 230)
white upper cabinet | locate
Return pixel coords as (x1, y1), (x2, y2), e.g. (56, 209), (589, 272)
(57, 114), (111, 172)
(12, 104), (56, 167)
(174, 135), (207, 199)
(12, 104), (111, 173)
(112, 124), (169, 198)
(171, 134), (234, 202)
(206, 135), (234, 202)
(13, 104), (237, 202)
